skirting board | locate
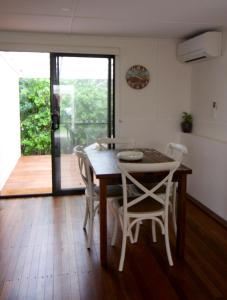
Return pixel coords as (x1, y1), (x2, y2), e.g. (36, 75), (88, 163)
(187, 194), (227, 229)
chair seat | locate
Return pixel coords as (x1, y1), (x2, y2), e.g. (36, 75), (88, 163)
(116, 196), (164, 214)
(94, 184), (123, 198)
(94, 183), (140, 198)
(133, 182), (167, 196)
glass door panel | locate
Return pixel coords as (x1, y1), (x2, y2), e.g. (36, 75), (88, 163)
(50, 54), (115, 194)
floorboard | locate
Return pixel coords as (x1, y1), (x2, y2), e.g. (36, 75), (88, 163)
(0, 196), (226, 299)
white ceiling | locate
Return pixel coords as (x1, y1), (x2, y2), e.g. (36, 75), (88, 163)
(0, 0), (226, 38)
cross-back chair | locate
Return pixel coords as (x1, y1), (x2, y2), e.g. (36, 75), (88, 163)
(165, 142), (188, 162)
(74, 146), (99, 249)
(74, 145), (123, 249)
(165, 143), (188, 234)
(111, 161), (180, 271)
(96, 137), (135, 150)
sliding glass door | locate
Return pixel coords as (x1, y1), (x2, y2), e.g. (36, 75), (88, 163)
(50, 53), (115, 194)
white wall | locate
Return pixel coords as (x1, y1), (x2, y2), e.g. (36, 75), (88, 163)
(117, 38), (191, 151)
(183, 30), (227, 221)
(0, 31), (191, 154)
(181, 133), (227, 221)
(0, 53), (21, 191)
(191, 31), (227, 141)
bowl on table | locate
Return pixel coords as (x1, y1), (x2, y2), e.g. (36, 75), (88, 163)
(117, 151), (144, 161)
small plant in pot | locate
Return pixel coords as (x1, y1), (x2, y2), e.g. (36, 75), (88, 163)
(181, 112), (193, 133)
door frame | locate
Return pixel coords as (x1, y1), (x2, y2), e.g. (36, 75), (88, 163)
(50, 52), (115, 195)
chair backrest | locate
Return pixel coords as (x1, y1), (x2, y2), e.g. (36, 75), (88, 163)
(73, 145), (93, 196)
(118, 161), (180, 213)
(96, 137), (135, 150)
(165, 143), (188, 163)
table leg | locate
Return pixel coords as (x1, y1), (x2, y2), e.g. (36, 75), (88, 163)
(99, 179), (107, 266)
(176, 174), (187, 258)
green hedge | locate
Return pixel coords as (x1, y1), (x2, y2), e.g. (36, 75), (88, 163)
(19, 78), (108, 155)
(20, 78), (51, 155)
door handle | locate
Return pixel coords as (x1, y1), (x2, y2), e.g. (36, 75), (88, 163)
(51, 112), (60, 131)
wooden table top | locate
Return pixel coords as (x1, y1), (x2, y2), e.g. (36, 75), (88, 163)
(85, 148), (192, 179)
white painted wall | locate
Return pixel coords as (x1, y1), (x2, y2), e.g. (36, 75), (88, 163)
(0, 31), (191, 154)
(191, 31), (227, 141)
(181, 133), (227, 221)
(182, 30), (227, 221)
(117, 38), (191, 151)
(0, 53), (21, 191)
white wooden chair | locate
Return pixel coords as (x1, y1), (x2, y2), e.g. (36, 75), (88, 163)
(96, 136), (138, 197)
(165, 143), (188, 234)
(96, 137), (135, 150)
(133, 142), (188, 236)
(165, 142), (188, 162)
(111, 161), (180, 271)
(74, 145), (123, 249)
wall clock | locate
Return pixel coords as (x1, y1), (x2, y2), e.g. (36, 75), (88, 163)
(126, 65), (150, 89)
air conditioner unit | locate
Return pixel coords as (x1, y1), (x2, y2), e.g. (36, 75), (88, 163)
(177, 31), (222, 63)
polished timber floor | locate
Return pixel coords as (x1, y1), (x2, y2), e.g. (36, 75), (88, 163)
(0, 195), (226, 299)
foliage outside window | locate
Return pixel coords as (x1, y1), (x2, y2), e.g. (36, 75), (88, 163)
(20, 78), (51, 155)
(60, 79), (108, 149)
(20, 78), (108, 155)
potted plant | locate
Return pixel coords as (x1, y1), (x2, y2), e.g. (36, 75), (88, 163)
(181, 112), (193, 133)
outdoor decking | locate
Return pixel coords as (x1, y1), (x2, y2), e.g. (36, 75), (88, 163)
(1, 155), (84, 196)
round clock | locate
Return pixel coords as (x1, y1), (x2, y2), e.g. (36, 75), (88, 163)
(126, 65), (150, 89)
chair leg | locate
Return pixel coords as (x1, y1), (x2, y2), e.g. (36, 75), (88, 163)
(128, 218), (135, 244)
(83, 202), (89, 230)
(164, 221), (173, 266)
(134, 221), (141, 243)
(172, 184), (177, 235)
(111, 214), (118, 246)
(152, 220), (157, 243)
(87, 208), (94, 249)
(119, 226), (127, 272)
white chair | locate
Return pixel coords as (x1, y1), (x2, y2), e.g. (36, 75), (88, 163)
(111, 161), (180, 271)
(135, 142), (188, 235)
(96, 136), (142, 199)
(74, 145), (123, 249)
(165, 142), (188, 162)
(165, 143), (188, 234)
(96, 137), (135, 150)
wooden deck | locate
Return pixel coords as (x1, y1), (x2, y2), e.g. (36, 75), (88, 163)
(1, 155), (84, 196)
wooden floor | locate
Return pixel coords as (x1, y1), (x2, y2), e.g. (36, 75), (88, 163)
(1, 155), (84, 196)
(0, 196), (226, 300)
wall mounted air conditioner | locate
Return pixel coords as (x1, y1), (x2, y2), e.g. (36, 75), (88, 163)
(177, 31), (222, 63)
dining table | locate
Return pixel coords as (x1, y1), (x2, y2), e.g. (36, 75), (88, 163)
(85, 146), (192, 266)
